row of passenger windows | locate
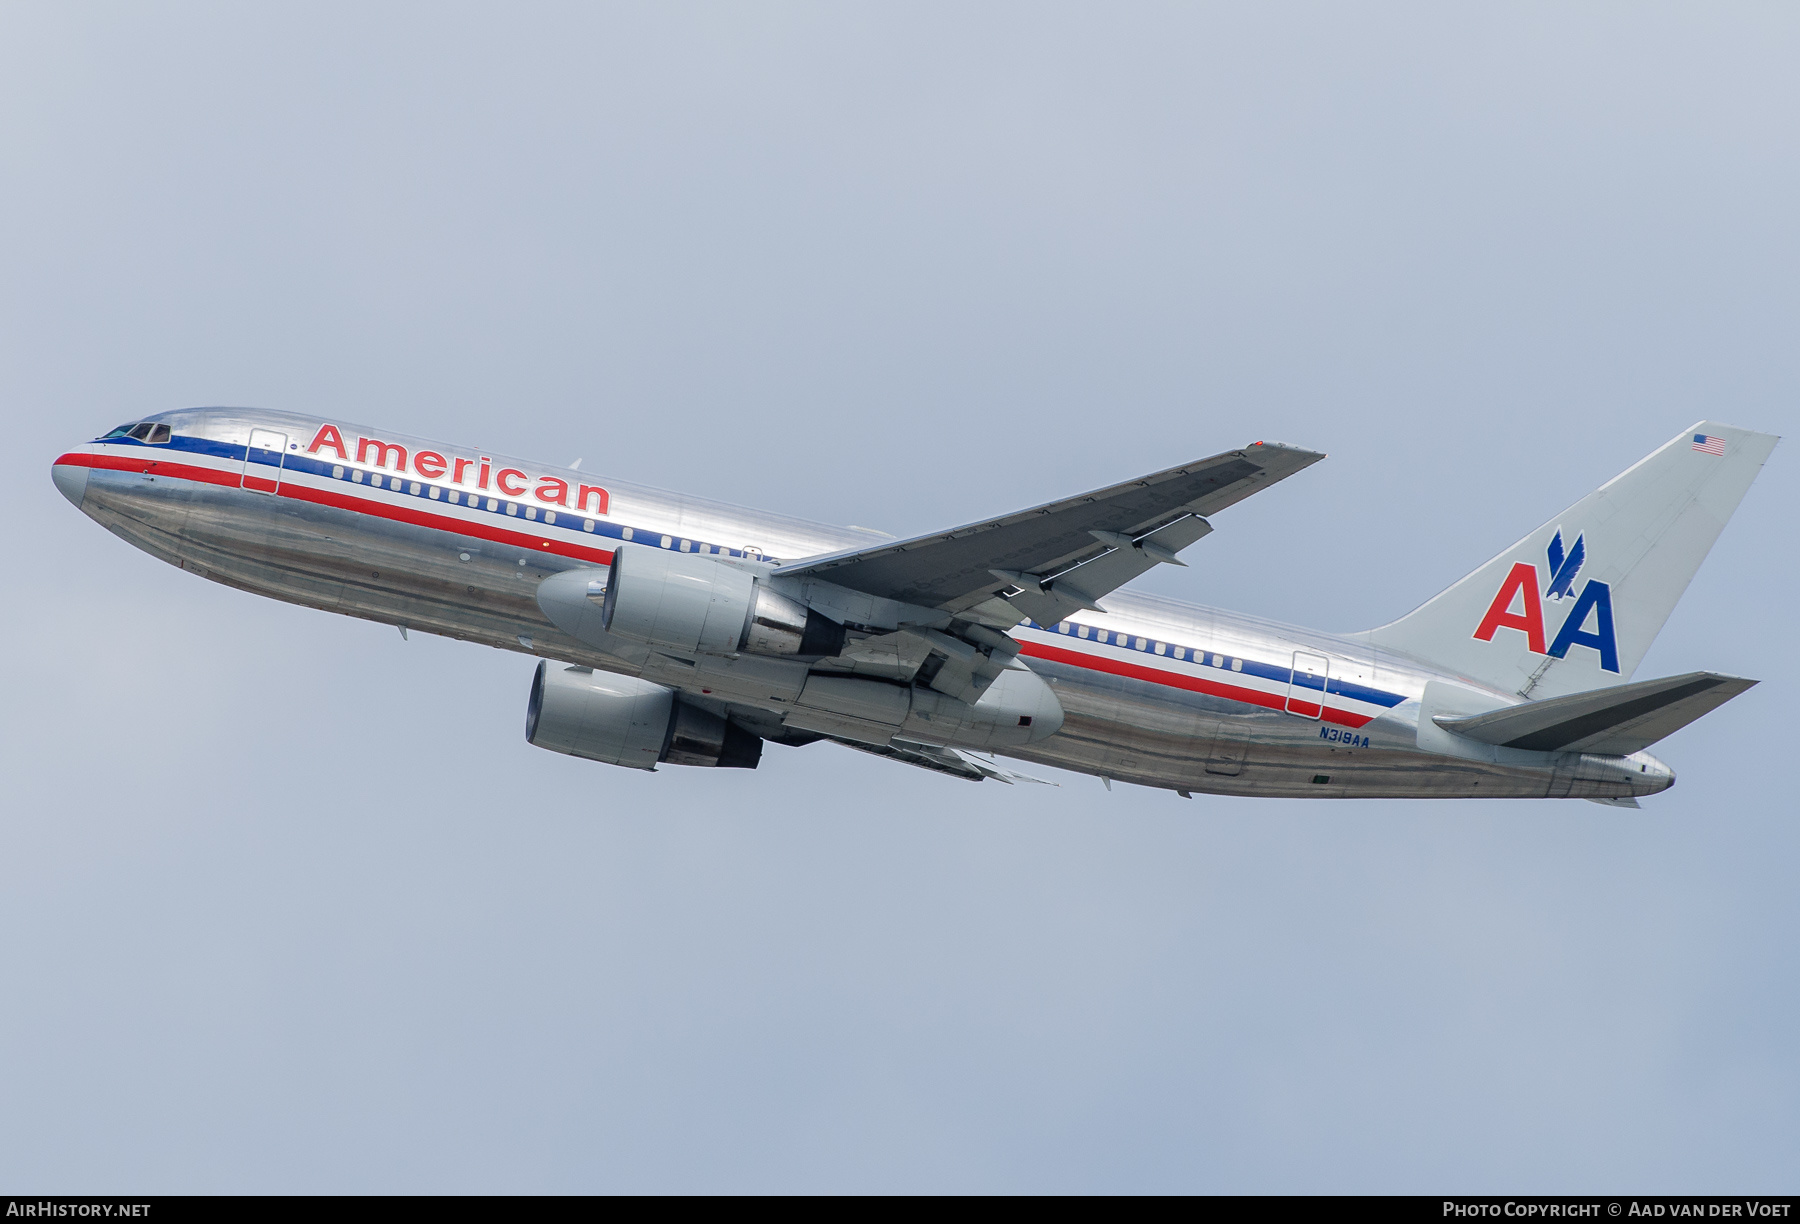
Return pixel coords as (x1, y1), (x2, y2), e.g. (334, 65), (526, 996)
(330, 463), (603, 532)
(1047, 620), (1245, 671)
(323, 463), (766, 559)
(618, 526), (765, 560)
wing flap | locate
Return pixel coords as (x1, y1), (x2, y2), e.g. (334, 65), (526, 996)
(1000, 513), (1215, 625)
(829, 736), (1056, 785)
(1434, 671), (1758, 755)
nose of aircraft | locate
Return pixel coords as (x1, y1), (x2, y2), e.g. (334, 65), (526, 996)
(51, 459), (89, 510)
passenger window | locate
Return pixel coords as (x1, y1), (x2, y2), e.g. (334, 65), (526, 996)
(410, 482), (421, 495)
(526, 506), (538, 520)
(583, 519), (595, 532)
(332, 465), (344, 479)
(1155, 642), (1166, 655)
(428, 486), (440, 500)
(544, 511), (555, 525)
(621, 527), (633, 540)
(1173, 647), (1185, 660)
(1231, 658), (1243, 672)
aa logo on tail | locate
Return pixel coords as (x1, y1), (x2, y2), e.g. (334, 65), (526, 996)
(1472, 529), (1620, 672)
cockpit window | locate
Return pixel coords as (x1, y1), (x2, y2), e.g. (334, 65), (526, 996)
(106, 422), (172, 443)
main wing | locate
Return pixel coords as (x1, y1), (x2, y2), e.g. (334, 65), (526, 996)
(778, 441), (1324, 628)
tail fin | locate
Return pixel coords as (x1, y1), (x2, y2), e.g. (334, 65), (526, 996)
(1368, 422), (1778, 699)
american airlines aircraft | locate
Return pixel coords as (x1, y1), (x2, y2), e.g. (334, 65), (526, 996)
(52, 411), (1776, 804)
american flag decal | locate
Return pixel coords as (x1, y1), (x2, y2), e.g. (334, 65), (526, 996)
(1692, 433), (1726, 456)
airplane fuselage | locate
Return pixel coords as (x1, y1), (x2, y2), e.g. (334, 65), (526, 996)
(53, 407), (1676, 801)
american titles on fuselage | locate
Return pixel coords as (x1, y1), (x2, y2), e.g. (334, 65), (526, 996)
(304, 423), (610, 516)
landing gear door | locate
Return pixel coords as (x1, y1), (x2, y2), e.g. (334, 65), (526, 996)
(1286, 651), (1329, 719)
(242, 428), (287, 494)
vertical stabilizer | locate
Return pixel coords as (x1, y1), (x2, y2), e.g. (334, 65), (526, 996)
(1368, 422), (1777, 699)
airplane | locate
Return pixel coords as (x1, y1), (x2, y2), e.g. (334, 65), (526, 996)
(51, 411), (1777, 804)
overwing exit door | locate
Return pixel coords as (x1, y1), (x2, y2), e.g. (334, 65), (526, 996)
(242, 428), (287, 493)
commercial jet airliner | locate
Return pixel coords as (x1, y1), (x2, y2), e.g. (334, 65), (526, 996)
(52, 412), (1776, 803)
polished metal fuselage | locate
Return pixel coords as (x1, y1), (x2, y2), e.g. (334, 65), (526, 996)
(55, 407), (1674, 801)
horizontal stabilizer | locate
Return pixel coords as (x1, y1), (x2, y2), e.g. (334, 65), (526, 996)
(1434, 671), (1757, 755)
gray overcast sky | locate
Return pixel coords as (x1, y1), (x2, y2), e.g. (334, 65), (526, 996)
(1, 2), (1795, 1193)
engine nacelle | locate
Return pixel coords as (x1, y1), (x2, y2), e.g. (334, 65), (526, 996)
(525, 661), (762, 770)
(600, 544), (847, 659)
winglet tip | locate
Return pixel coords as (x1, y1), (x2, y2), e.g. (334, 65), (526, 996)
(1248, 440), (1328, 462)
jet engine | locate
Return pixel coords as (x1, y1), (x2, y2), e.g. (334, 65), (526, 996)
(600, 544), (847, 659)
(525, 661), (762, 770)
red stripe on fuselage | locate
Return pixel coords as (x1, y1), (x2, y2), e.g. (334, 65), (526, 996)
(55, 450), (616, 567)
(1017, 639), (1375, 729)
(57, 451), (240, 486)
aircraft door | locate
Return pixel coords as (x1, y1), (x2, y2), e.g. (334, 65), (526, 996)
(242, 428), (287, 494)
(1285, 651), (1329, 719)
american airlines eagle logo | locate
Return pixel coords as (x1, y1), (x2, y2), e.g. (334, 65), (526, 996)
(1544, 528), (1584, 600)
(1473, 527), (1619, 673)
